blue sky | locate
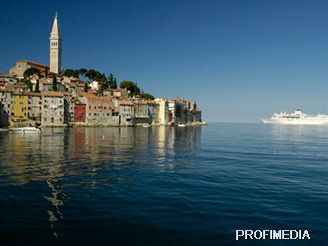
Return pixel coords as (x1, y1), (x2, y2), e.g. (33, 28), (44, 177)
(1, 0), (327, 122)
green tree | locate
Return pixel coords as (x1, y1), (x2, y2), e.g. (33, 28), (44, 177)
(85, 69), (97, 81)
(84, 82), (89, 92)
(64, 68), (88, 79)
(112, 78), (117, 89)
(85, 69), (106, 82)
(63, 69), (75, 77)
(52, 75), (57, 91)
(140, 92), (155, 100)
(120, 81), (141, 97)
(24, 79), (33, 90)
(78, 68), (87, 79)
(107, 73), (117, 88)
(23, 67), (40, 78)
(35, 80), (40, 92)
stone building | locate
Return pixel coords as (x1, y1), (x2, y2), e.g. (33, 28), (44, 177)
(82, 94), (118, 126)
(147, 101), (159, 125)
(9, 60), (49, 79)
(0, 89), (11, 126)
(0, 73), (18, 86)
(117, 100), (134, 126)
(27, 92), (42, 125)
(154, 98), (169, 126)
(133, 100), (150, 125)
(41, 92), (65, 126)
(175, 98), (202, 124)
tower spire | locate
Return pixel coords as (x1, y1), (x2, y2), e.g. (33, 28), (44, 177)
(49, 13), (62, 74)
(51, 12), (60, 36)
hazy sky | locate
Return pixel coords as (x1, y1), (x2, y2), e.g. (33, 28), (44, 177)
(1, 0), (327, 122)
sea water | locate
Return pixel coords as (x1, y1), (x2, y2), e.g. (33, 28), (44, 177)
(0, 124), (327, 245)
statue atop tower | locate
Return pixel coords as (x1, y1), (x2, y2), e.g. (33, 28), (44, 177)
(49, 12), (62, 74)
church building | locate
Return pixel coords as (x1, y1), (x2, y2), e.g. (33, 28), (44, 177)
(10, 13), (62, 77)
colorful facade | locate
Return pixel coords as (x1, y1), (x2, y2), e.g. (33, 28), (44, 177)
(10, 94), (29, 125)
(74, 104), (86, 123)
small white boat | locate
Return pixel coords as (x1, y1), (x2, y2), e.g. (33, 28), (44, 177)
(142, 124), (151, 128)
(177, 123), (186, 127)
(0, 128), (9, 132)
(10, 126), (41, 134)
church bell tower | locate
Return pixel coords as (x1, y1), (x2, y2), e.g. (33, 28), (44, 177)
(49, 12), (62, 74)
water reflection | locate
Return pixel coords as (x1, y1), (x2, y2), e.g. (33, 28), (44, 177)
(265, 124), (328, 158)
(0, 126), (202, 239)
(45, 179), (67, 239)
(267, 124), (328, 142)
(0, 126), (202, 184)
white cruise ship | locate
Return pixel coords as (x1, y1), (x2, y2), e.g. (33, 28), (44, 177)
(262, 110), (328, 125)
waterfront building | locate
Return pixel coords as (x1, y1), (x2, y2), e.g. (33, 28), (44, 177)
(147, 101), (159, 124)
(168, 99), (176, 125)
(49, 13), (62, 74)
(74, 103), (86, 123)
(0, 89), (11, 126)
(27, 92), (42, 125)
(10, 94), (29, 125)
(118, 100), (134, 126)
(154, 98), (169, 125)
(192, 108), (202, 123)
(82, 94), (118, 126)
(9, 60), (49, 79)
(174, 98), (201, 124)
(41, 92), (65, 126)
(133, 100), (150, 125)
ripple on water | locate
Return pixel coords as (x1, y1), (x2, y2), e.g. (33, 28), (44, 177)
(0, 124), (327, 245)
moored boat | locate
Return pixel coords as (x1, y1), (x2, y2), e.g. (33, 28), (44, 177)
(10, 126), (42, 134)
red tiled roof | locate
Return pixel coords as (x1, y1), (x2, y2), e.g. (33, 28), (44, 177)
(17, 60), (49, 69)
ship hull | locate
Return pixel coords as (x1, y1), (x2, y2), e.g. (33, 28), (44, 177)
(262, 117), (328, 125)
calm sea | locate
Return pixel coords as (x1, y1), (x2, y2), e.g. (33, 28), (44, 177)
(0, 124), (327, 245)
